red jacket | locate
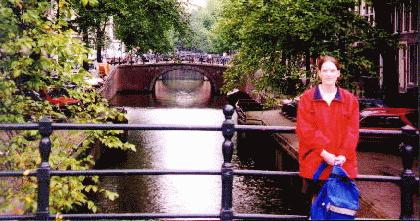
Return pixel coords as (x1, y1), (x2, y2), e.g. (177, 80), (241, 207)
(296, 86), (359, 180)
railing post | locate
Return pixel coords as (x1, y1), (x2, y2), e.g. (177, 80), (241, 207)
(399, 126), (416, 220)
(220, 105), (235, 221)
(36, 118), (52, 221)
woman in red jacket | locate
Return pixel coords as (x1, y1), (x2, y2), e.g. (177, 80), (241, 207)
(296, 55), (359, 202)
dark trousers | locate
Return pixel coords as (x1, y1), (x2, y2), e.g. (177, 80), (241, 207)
(301, 178), (325, 216)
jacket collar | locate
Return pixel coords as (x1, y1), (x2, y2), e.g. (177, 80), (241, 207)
(313, 85), (342, 102)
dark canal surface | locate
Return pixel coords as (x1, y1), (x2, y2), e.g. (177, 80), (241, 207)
(94, 70), (306, 216)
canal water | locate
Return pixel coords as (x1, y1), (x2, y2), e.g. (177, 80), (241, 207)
(94, 70), (306, 216)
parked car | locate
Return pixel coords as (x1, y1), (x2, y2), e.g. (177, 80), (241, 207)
(226, 89), (252, 106)
(236, 99), (263, 111)
(359, 98), (387, 111)
(21, 88), (80, 122)
(281, 96), (387, 121)
(359, 107), (418, 150)
(40, 88), (80, 107)
(280, 96), (301, 121)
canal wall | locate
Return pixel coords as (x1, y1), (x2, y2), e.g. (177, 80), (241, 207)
(100, 65), (119, 100)
(237, 109), (298, 171)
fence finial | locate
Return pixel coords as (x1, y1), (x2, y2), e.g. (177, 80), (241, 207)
(223, 105), (234, 120)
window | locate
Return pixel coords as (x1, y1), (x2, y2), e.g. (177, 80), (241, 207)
(394, 6), (401, 33)
(359, 99), (385, 110)
(399, 43), (417, 92)
(411, 0), (418, 31)
(398, 44), (407, 92)
(360, 116), (406, 129)
(369, 15), (374, 26)
(391, 8), (396, 32)
(405, 112), (418, 128)
(404, 3), (410, 32)
(397, 6), (403, 32)
(408, 44), (418, 86)
(360, 2), (374, 26)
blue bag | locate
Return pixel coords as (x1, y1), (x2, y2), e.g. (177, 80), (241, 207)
(310, 162), (360, 220)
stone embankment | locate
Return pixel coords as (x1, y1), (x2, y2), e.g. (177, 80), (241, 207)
(241, 109), (419, 219)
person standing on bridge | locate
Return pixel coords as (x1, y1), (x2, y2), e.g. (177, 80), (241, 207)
(296, 55), (359, 207)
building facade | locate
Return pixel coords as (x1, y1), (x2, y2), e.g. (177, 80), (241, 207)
(390, 1), (418, 95)
(359, 0), (418, 108)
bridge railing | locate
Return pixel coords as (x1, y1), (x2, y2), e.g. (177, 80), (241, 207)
(0, 105), (418, 220)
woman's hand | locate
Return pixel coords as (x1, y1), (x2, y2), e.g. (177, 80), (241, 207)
(320, 149), (336, 165)
(335, 155), (346, 166)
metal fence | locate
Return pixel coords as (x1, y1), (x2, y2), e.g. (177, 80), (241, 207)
(0, 105), (418, 220)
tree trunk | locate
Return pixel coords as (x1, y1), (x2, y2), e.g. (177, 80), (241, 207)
(56, 0), (60, 24)
(96, 19), (109, 63)
(96, 26), (103, 63)
(305, 48), (311, 86)
(82, 29), (90, 70)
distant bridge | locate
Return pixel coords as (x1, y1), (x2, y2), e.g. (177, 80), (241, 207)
(101, 63), (228, 100)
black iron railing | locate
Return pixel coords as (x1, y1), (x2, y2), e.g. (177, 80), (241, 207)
(0, 105), (418, 220)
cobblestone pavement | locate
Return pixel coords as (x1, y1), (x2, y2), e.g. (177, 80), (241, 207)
(244, 109), (419, 219)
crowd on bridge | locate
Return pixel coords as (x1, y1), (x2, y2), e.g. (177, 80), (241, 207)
(105, 51), (232, 66)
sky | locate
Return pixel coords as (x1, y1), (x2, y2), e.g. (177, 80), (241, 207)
(190, 0), (208, 7)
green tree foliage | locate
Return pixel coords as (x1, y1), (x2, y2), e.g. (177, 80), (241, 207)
(0, 0), (134, 214)
(69, 0), (116, 62)
(215, 0), (396, 97)
(113, 0), (189, 54)
(69, 0), (188, 60)
(184, 0), (225, 53)
(71, 0), (188, 58)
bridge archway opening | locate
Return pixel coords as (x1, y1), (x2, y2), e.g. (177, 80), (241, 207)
(150, 67), (218, 95)
(158, 69), (207, 92)
(152, 68), (214, 107)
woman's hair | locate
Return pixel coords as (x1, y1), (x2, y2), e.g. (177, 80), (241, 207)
(316, 55), (341, 71)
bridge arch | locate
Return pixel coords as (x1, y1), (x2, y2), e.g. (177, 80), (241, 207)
(148, 65), (219, 95)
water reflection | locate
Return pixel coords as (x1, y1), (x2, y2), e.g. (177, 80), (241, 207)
(132, 109), (224, 213)
(154, 80), (211, 107)
(109, 79), (222, 108)
(97, 108), (224, 213)
(160, 69), (205, 92)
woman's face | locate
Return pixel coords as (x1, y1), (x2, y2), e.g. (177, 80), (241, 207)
(319, 61), (340, 86)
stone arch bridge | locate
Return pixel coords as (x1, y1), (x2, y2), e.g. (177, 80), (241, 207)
(101, 63), (228, 100)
